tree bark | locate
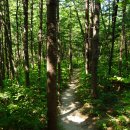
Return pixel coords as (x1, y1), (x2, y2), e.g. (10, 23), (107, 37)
(108, 0), (119, 75)
(47, 0), (57, 130)
(0, 38), (2, 88)
(91, 0), (100, 98)
(85, 0), (89, 74)
(30, 0), (34, 67)
(0, 9), (3, 88)
(89, 0), (94, 73)
(38, 0), (43, 81)
(0, 0), (5, 84)
(23, 0), (30, 86)
(119, 0), (127, 76)
(5, 0), (15, 78)
(16, 0), (20, 61)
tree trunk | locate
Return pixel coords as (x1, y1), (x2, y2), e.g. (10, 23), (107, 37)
(5, 0), (15, 78)
(119, 1), (127, 76)
(47, 0), (57, 130)
(72, 0), (85, 59)
(72, 0), (85, 40)
(4, 2), (9, 78)
(108, 0), (119, 75)
(0, 0), (5, 84)
(91, 0), (100, 98)
(85, 0), (89, 74)
(0, 11), (2, 88)
(89, 0), (94, 73)
(57, 0), (61, 95)
(0, 39), (2, 88)
(16, 0), (20, 62)
(38, 0), (43, 81)
(30, 0), (34, 67)
(23, 0), (30, 86)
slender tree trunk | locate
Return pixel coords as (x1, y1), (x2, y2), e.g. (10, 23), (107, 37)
(119, 39), (123, 76)
(122, 1), (128, 73)
(1, 32), (5, 82)
(72, 0), (85, 59)
(38, 0), (43, 81)
(91, 0), (100, 98)
(100, 9), (107, 37)
(4, 35), (9, 78)
(30, 0), (34, 67)
(0, 12), (2, 88)
(5, 0), (15, 78)
(4, 2), (9, 78)
(108, 0), (111, 34)
(0, 0), (5, 86)
(1, 18), (5, 81)
(0, 40), (2, 88)
(89, 0), (94, 73)
(72, 0), (85, 40)
(19, 1), (23, 59)
(119, 1), (127, 76)
(16, 0), (20, 61)
(124, 39), (128, 73)
(108, 0), (119, 75)
(85, 0), (89, 74)
(15, 0), (20, 82)
(100, 8), (111, 56)
(47, 0), (57, 130)
(23, 0), (30, 86)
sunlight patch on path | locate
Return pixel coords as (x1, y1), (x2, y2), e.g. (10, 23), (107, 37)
(66, 113), (88, 123)
(58, 69), (94, 130)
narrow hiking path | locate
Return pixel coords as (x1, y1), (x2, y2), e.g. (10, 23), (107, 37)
(58, 69), (96, 130)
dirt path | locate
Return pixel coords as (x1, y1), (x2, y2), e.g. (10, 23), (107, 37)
(58, 69), (96, 130)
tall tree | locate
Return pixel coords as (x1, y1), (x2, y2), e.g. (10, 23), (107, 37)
(119, 0), (126, 76)
(30, 0), (34, 67)
(72, 0), (85, 41)
(91, 0), (100, 98)
(72, 0), (85, 59)
(46, 0), (57, 129)
(85, 0), (89, 74)
(89, 0), (94, 73)
(16, 0), (20, 61)
(108, 0), (119, 75)
(0, 0), (5, 81)
(0, 8), (3, 88)
(123, 0), (128, 73)
(4, 0), (15, 78)
(23, 0), (30, 86)
(38, 0), (43, 81)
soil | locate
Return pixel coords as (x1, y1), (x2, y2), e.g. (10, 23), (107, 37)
(58, 69), (96, 130)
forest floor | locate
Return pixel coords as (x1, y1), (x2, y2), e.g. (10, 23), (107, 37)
(58, 69), (97, 130)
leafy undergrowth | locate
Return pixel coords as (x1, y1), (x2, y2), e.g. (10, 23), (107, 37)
(0, 82), (47, 130)
(76, 68), (130, 130)
(0, 66), (47, 130)
(60, 61), (70, 91)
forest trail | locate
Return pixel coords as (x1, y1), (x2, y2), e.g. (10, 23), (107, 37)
(58, 69), (96, 130)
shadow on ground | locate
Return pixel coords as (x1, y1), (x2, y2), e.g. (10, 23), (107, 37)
(58, 69), (97, 130)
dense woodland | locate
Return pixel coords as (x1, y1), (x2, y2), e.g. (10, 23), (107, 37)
(0, 0), (130, 130)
